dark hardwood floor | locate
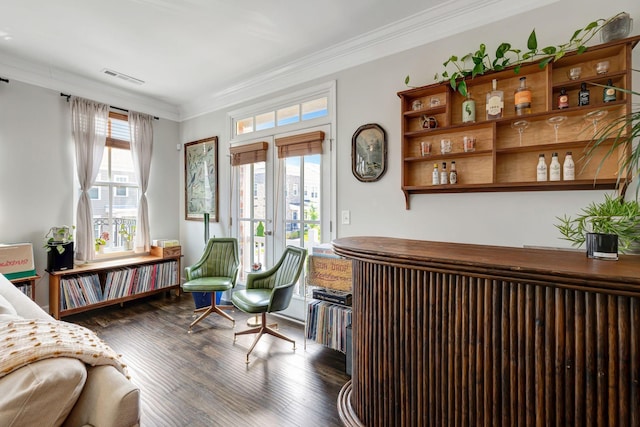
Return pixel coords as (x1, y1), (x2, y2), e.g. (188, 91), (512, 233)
(67, 293), (349, 427)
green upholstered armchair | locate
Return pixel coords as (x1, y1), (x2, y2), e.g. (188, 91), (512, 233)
(181, 238), (239, 332)
(232, 245), (307, 363)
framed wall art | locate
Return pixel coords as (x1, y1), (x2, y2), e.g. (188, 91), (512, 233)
(184, 136), (218, 221)
(352, 123), (387, 182)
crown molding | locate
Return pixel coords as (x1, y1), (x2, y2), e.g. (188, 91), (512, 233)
(179, 0), (560, 121)
(0, 53), (181, 121)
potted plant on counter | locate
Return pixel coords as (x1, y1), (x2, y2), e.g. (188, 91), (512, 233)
(555, 194), (640, 260)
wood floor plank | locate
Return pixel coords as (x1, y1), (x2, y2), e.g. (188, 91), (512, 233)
(68, 293), (349, 427)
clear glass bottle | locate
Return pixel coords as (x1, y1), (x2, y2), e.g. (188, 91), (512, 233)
(563, 152), (575, 181)
(578, 83), (590, 106)
(603, 79), (617, 102)
(432, 163), (440, 185)
(486, 79), (504, 120)
(536, 154), (548, 182)
(549, 152), (561, 181)
(440, 162), (448, 185)
(462, 93), (476, 123)
(449, 161), (458, 184)
(514, 77), (532, 115)
(558, 88), (569, 109)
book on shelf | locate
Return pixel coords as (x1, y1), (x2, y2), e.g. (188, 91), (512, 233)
(312, 288), (352, 306)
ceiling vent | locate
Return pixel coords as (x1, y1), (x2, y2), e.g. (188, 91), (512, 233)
(101, 68), (145, 85)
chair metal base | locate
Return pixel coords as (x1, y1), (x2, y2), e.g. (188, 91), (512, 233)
(188, 301), (235, 333)
(234, 312), (296, 363)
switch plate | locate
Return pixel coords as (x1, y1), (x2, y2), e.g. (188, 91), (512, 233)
(341, 210), (351, 225)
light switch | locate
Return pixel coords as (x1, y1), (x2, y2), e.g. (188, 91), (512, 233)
(341, 210), (351, 225)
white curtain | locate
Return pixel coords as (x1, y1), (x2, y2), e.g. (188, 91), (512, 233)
(71, 97), (109, 262)
(128, 111), (154, 252)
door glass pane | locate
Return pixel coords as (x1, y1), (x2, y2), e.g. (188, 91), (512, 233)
(237, 161), (266, 282)
(236, 117), (254, 135)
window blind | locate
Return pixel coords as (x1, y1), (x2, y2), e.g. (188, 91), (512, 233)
(229, 141), (268, 166)
(274, 131), (324, 159)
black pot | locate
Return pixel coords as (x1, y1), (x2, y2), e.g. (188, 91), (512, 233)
(47, 242), (74, 271)
(585, 233), (618, 260)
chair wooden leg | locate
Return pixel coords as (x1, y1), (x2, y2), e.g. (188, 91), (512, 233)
(233, 312), (296, 363)
(188, 299), (235, 333)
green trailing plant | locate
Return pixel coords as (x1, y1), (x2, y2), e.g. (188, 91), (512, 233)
(405, 12), (627, 97)
(555, 194), (640, 252)
(119, 224), (136, 242)
(43, 225), (75, 254)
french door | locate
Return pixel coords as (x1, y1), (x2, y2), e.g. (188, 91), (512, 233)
(234, 125), (331, 321)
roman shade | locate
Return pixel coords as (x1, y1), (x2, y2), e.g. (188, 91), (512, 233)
(229, 141), (268, 166)
(274, 130), (324, 159)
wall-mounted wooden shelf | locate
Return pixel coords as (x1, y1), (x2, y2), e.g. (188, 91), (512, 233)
(398, 35), (639, 209)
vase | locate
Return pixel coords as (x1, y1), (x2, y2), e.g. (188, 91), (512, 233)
(125, 240), (133, 251)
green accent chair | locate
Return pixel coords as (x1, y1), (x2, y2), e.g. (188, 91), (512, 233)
(181, 238), (239, 332)
(232, 245), (307, 363)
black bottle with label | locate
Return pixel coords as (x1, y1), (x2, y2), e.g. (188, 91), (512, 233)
(578, 83), (590, 106)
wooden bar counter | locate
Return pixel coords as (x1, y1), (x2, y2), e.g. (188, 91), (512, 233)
(333, 236), (640, 427)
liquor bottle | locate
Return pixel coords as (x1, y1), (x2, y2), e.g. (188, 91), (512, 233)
(486, 79), (504, 120)
(578, 83), (590, 106)
(558, 88), (569, 109)
(514, 77), (532, 115)
(563, 152), (575, 181)
(432, 163), (440, 185)
(549, 153), (561, 181)
(449, 161), (458, 184)
(603, 79), (617, 102)
(536, 154), (547, 182)
(440, 162), (448, 185)
(462, 93), (476, 123)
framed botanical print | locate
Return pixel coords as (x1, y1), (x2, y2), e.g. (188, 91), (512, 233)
(352, 123), (387, 182)
(184, 136), (218, 221)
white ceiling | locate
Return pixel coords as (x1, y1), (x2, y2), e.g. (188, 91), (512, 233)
(0, 0), (557, 121)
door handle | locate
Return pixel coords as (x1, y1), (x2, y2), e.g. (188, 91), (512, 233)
(265, 230), (273, 236)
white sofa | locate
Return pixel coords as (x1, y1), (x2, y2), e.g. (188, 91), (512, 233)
(0, 274), (140, 427)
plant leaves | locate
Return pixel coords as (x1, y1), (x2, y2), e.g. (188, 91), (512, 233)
(514, 64), (521, 74)
(538, 56), (553, 69)
(542, 46), (557, 55)
(584, 21), (598, 31)
(404, 75), (410, 85)
(527, 30), (538, 50)
(577, 45), (587, 54)
(458, 81), (468, 98)
(472, 62), (485, 77)
(496, 43), (511, 58)
(569, 28), (582, 42)
(449, 76), (457, 90)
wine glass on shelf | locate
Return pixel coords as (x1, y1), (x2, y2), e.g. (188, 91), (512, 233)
(511, 120), (530, 146)
(584, 109), (608, 137)
(546, 116), (568, 143)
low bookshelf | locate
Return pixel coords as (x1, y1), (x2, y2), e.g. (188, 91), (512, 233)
(48, 248), (181, 319)
(305, 244), (353, 354)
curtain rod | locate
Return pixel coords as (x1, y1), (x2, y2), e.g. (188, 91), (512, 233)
(0, 77), (8, 83)
(60, 93), (159, 120)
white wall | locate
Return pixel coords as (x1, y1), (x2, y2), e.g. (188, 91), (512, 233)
(178, 0), (639, 261)
(0, 80), (181, 306)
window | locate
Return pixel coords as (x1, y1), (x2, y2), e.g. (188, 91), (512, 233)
(88, 112), (139, 251)
(234, 96), (328, 137)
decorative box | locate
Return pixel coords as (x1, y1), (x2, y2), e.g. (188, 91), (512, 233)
(0, 243), (36, 279)
(150, 245), (181, 258)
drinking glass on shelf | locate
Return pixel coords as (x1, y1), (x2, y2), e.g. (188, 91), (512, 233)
(420, 141), (432, 156)
(511, 120), (530, 146)
(546, 116), (568, 143)
(440, 139), (452, 154)
(596, 60), (610, 75)
(463, 136), (476, 152)
(584, 109), (608, 136)
(568, 67), (582, 80)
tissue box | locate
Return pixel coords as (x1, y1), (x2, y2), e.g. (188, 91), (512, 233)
(0, 243), (36, 279)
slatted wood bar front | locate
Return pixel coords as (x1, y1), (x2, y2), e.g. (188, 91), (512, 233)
(332, 236), (640, 427)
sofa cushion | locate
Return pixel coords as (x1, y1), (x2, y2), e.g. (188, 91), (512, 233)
(0, 293), (17, 316)
(0, 358), (87, 426)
